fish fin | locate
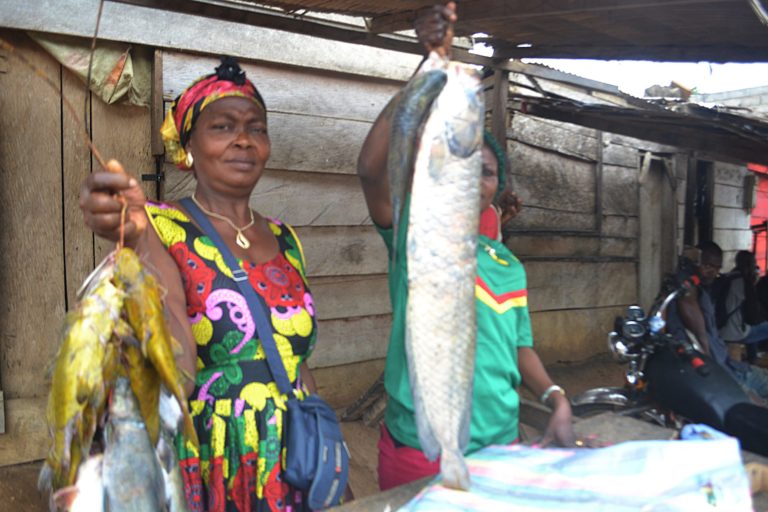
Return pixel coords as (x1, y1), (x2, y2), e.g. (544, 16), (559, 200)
(405, 330), (440, 462)
(37, 463), (52, 492)
(159, 387), (182, 433)
(439, 449), (471, 491)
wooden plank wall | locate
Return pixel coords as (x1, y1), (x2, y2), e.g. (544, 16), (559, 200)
(162, 53), (398, 409)
(505, 114), (640, 363)
(0, 30), (153, 466)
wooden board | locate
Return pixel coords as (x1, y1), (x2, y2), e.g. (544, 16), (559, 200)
(506, 235), (600, 259)
(90, 96), (154, 263)
(602, 143), (640, 169)
(309, 315), (391, 369)
(1, 0), (423, 83)
(713, 207), (752, 230)
(509, 114), (598, 161)
(165, 167), (373, 227)
(310, 275), (391, 320)
(0, 31), (66, 399)
(267, 112), (371, 176)
(602, 215), (639, 238)
(714, 229), (753, 250)
(0, 398), (47, 466)
(508, 142), (597, 218)
(639, 157), (678, 311)
(714, 183), (747, 209)
(163, 53), (401, 122)
(713, 162), (748, 186)
(61, 64), (95, 308)
(506, 206), (595, 232)
(295, 226), (389, 278)
(506, 235), (635, 260)
(525, 261), (636, 313)
(531, 306), (627, 363)
(313, 358), (386, 410)
(602, 164), (638, 216)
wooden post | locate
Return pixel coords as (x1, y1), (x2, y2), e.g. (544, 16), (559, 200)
(490, 67), (509, 158)
(150, 49), (165, 200)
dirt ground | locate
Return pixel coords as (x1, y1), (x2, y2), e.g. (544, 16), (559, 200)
(1, 353), (625, 510)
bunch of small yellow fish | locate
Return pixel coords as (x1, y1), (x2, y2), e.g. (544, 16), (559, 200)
(38, 247), (198, 509)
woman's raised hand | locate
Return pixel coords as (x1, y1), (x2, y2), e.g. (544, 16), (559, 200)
(414, 2), (457, 58)
(79, 159), (148, 247)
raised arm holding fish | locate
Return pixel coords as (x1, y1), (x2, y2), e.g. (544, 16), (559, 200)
(357, 1), (575, 493)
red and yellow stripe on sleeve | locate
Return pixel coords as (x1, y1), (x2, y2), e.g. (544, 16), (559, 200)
(475, 277), (528, 314)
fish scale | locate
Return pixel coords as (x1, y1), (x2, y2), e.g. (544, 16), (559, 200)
(405, 54), (484, 491)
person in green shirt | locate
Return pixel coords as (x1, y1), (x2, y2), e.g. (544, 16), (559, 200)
(357, 2), (576, 491)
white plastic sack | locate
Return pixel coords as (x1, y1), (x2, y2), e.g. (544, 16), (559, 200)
(401, 438), (752, 511)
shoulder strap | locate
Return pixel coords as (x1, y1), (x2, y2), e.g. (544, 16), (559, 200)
(179, 198), (294, 396)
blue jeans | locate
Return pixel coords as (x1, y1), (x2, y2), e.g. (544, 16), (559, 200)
(734, 364), (768, 402)
(741, 321), (768, 345)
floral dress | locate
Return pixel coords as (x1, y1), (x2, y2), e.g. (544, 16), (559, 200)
(146, 201), (317, 512)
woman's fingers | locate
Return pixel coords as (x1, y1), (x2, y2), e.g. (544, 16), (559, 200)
(79, 160), (147, 245)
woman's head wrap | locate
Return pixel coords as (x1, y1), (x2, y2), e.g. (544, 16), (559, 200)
(483, 130), (507, 199)
(161, 56), (266, 170)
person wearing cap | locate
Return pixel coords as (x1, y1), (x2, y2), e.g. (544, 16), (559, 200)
(356, 2), (575, 491)
(80, 57), (319, 511)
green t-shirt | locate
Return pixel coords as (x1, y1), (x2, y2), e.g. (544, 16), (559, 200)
(377, 213), (533, 454)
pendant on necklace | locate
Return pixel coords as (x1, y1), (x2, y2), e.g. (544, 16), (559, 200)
(236, 231), (251, 249)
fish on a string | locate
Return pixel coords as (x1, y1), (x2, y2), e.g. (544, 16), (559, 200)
(390, 51), (485, 491)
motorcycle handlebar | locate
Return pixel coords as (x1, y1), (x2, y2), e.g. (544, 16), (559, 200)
(648, 274), (701, 321)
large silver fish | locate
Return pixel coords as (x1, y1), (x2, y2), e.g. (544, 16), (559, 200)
(102, 377), (166, 511)
(403, 53), (484, 491)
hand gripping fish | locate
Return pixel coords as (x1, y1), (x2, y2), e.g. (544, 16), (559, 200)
(397, 53), (484, 490)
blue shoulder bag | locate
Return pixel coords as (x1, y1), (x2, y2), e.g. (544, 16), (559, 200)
(181, 198), (349, 509)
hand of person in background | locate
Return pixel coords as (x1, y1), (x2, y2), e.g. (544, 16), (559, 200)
(497, 190), (523, 227)
(414, 2), (457, 58)
(79, 159), (148, 247)
(538, 393), (577, 448)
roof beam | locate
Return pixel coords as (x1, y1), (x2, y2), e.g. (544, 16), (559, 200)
(515, 100), (768, 165)
(490, 43), (768, 63)
(106, 0), (501, 65)
(369, 0), (727, 34)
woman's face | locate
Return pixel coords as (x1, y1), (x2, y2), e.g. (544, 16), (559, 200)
(479, 145), (499, 213)
(186, 96), (270, 196)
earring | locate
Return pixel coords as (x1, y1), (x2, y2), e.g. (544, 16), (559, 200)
(185, 152), (194, 168)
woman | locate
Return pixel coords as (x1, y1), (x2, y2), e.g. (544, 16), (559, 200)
(80, 57), (318, 511)
(356, 2), (575, 491)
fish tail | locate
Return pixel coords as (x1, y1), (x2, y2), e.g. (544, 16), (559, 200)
(440, 449), (471, 491)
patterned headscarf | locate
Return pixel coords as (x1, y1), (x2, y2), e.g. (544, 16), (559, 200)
(161, 56), (266, 170)
(483, 130), (507, 199)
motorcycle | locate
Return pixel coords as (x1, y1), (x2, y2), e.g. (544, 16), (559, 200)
(570, 270), (768, 456)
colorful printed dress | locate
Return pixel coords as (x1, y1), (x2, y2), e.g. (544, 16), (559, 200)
(146, 201), (317, 512)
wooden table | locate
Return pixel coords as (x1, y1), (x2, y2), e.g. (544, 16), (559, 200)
(334, 412), (768, 511)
